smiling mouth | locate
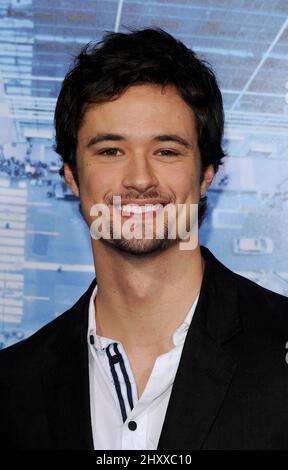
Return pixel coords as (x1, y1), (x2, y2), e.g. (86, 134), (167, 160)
(112, 200), (170, 218)
(114, 204), (166, 218)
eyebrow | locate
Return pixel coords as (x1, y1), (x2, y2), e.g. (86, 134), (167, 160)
(86, 133), (123, 147)
(86, 133), (193, 149)
(153, 134), (193, 149)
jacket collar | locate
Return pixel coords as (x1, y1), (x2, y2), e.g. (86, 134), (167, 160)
(157, 245), (242, 450)
(197, 245), (242, 345)
(42, 279), (96, 449)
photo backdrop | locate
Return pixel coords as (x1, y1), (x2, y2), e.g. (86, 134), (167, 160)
(0, 0), (287, 348)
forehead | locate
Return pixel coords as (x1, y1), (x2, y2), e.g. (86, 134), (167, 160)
(79, 84), (197, 140)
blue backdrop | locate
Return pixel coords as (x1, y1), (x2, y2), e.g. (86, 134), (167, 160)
(0, 0), (287, 348)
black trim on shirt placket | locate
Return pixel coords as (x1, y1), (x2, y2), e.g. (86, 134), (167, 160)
(113, 342), (134, 412)
(106, 343), (127, 422)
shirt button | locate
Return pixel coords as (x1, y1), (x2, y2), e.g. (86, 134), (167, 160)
(128, 421), (137, 431)
(111, 355), (120, 364)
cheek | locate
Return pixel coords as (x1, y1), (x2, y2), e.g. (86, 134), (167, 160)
(163, 167), (200, 200)
(76, 167), (106, 224)
(79, 164), (115, 202)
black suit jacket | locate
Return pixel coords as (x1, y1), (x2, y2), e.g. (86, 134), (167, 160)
(0, 246), (288, 450)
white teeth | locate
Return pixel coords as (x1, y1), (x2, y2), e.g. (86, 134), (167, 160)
(119, 203), (164, 214)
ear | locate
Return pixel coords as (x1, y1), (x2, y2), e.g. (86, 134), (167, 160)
(63, 163), (80, 198)
(200, 164), (214, 198)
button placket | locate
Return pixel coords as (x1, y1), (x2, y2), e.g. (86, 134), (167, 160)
(122, 413), (147, 450)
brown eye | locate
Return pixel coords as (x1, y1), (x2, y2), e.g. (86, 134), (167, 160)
(99, 148), (121, 156)
(158, 150), (179, 156)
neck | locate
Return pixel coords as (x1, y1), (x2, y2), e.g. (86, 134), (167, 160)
(92, 240), (204, 356)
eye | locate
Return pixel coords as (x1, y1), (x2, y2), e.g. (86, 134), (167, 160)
(98, 148), (122, 156)
(157, 149), (180, 157)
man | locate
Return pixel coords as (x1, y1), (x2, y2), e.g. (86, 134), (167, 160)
(0, 28), (287, 450)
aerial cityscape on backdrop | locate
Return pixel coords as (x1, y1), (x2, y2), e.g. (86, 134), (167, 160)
(0, 0), (287, 348)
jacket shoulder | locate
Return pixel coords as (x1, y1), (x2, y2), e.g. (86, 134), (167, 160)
(204, 245), (288, 338)
(207, 246), (288, 312)
(0, 280), (95, 383)
(233, 268), (287, 311)
(225, 263), (288, 337)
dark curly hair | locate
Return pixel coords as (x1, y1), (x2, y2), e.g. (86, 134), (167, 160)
(54, 27), (225, 224)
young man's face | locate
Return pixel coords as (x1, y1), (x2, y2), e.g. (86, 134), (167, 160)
(65, 84), (214, 255)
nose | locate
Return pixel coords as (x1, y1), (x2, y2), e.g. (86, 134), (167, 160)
(122, 155), (159, 193)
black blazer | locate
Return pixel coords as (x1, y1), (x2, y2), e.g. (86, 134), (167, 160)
(0, 246), (288, 450)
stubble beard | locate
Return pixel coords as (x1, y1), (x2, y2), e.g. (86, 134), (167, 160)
(100, 215), (183, 256)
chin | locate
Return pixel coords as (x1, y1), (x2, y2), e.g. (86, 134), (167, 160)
(101, 236), (177, 256)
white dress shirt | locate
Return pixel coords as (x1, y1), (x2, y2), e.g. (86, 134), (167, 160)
(87, 285), (199, 450)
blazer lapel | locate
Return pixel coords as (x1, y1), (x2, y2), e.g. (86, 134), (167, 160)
(157, 246), (242, 450)
(42, 280), (96, 449)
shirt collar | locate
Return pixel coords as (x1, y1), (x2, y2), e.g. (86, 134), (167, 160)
(87, 284), (199, 351)
(88, 285), (113, 351)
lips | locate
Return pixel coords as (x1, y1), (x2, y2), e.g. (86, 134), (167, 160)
(121, 203), (163, 216)
(113, 200), (170, 219)
(119, 198), (170, 206)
